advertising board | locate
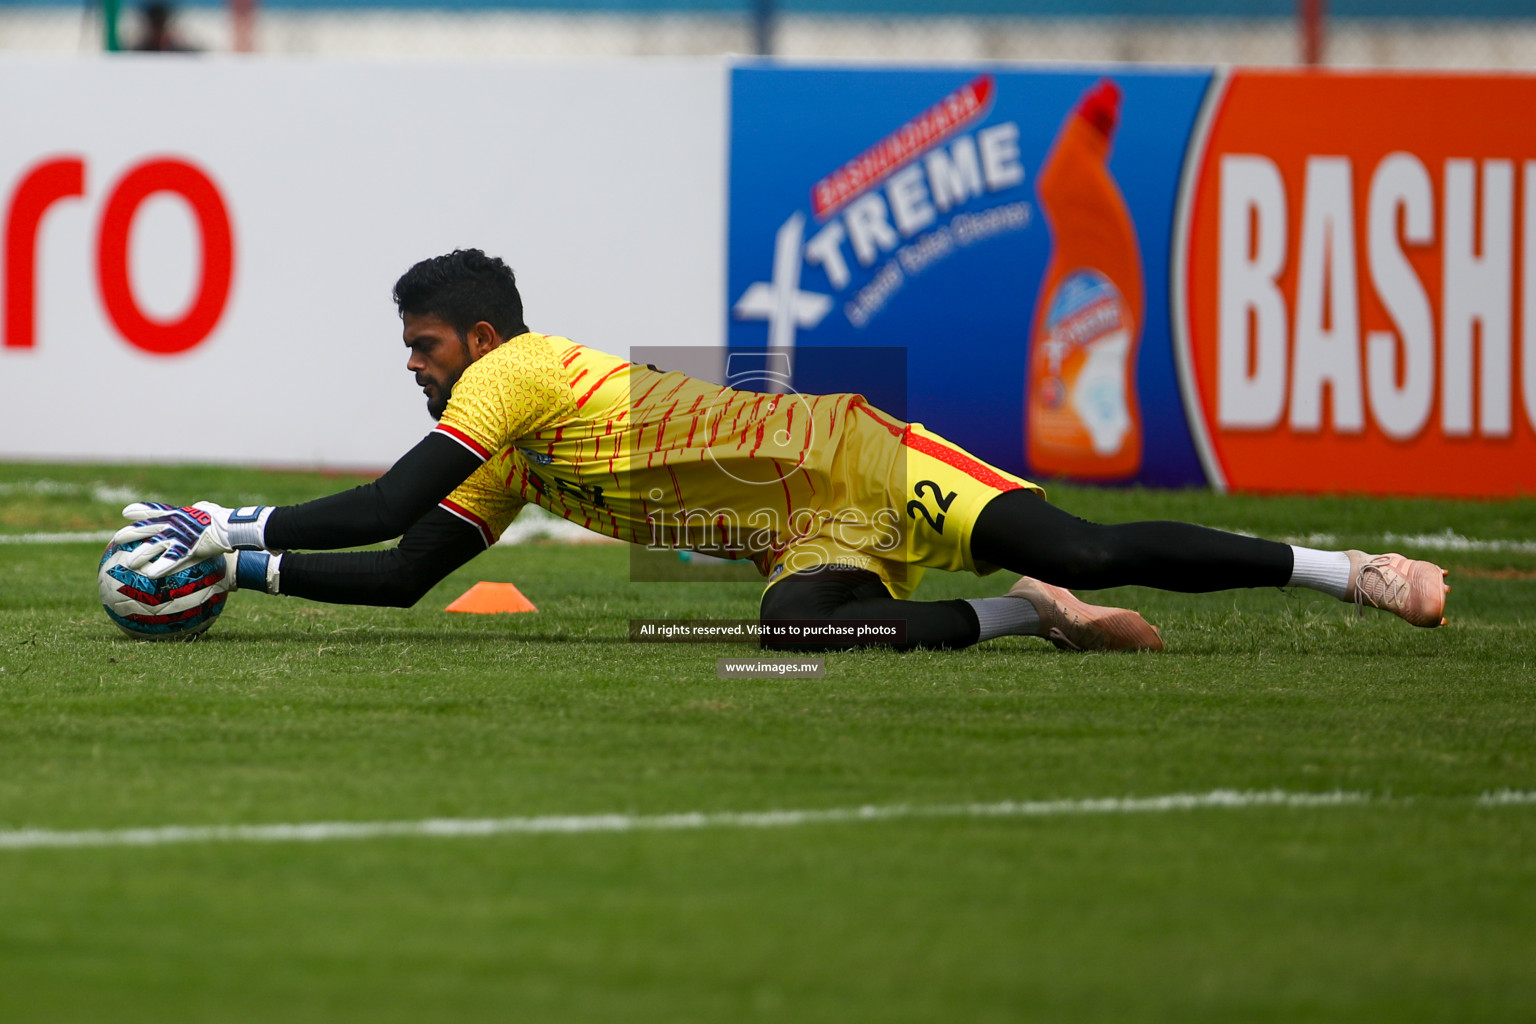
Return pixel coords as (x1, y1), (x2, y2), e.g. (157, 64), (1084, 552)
(727, 63), (1214, 488)
(729, 63), (1536, 499)
(6, 57), (1532, 499)
(1176, 70), (1536, 497)
(0, 57), (727, 469)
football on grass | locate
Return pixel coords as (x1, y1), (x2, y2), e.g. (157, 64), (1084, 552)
(98, 539), (230, 641)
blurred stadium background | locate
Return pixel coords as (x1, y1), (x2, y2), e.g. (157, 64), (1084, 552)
(1, 2), (1533, 1017)
(1, 0), (1535, 66)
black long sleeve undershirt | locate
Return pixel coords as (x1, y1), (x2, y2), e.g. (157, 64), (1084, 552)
(280, 506), (487, 607)
(260, 431), (490, 607)
(264, 431), (484, 551)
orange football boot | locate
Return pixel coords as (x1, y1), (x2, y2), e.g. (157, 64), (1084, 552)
(1345, 551), (1449, 628)
(1006, 576), (1164, 652)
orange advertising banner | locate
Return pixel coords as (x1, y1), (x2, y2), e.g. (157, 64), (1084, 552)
(1177, 70), (1536, 497)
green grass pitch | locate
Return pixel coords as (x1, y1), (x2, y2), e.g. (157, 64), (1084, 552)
(1, 461), (1533, 1022)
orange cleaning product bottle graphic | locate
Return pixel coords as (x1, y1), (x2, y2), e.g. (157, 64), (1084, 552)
(1026, 78), (1145, 480)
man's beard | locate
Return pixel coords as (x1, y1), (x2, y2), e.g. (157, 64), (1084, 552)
(422, 370), (462, 420)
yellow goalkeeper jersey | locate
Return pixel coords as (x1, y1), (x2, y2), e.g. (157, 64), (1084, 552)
(433, 333), (862, 572)
(433, 332), (1038, 596)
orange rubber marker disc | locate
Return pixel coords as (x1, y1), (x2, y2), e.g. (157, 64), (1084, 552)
(445, 581), (538, 614)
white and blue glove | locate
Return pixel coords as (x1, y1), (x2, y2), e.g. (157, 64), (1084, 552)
(229, 550), (283, 594)
(113, 501), (274, 579)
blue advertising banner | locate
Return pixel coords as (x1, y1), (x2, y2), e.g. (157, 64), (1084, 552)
(727, 63), (1213, 488)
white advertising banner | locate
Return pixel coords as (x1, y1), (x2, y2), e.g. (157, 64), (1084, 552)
(0, 56), (728, 468)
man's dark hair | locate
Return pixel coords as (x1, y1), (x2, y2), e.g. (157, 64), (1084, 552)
(393, 249), (528, 340)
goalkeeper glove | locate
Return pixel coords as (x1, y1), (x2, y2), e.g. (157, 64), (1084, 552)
(229, 551), (283, 594)
(114, 501), (274, 579)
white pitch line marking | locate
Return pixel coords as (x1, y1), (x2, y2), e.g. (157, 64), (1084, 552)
(494, 507), (621, 546)
(1274, 530), (1536, 556)
(0, 530), (116, 545)
(0, 480), (142, 504)
(3, 789), (1528, 852)
(0, 525), (607, 548)
(0, 516), (608, 547)
(1377, 530), (1536, 556)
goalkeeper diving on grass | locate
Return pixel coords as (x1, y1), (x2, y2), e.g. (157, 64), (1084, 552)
(113, 249), (1450, 652)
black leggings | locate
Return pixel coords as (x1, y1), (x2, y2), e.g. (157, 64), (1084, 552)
(971, 489), (1293, 593)
(759, 490), (1293, 651)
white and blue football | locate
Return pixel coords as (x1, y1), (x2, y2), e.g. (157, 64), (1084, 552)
(98, 539), (230, 641)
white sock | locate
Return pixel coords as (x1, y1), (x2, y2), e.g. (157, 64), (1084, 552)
(966, 597), (1043, 642)
(1287, 546), (1351, 599)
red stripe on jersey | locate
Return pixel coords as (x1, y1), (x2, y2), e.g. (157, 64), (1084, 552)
(654, 401), (678, 451)
(708, 401), (727, 446)
(575, 363), (629, 409)
(804, 396), (822, 453)
(771, 458), (794, 520)
(682, 395), (706, 446)
(852, 401), (904, 436)
(434, 423), (493, 461)
(440, 498), (496, 547)
(633, 375), (665, 412)
(746, 395), (765, 447)
(561, 345), (585, 368)
(852, 404), (1023, 493)
(904, 430), (1023, 492)
(798, 466), (818, 498)
(667, 465), (686, 514)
